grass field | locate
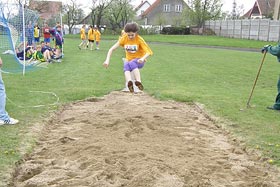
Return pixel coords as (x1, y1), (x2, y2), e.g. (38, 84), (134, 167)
(0, 34), (280, 184)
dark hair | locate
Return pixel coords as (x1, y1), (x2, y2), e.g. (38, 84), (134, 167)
(124, 22), (139, 33)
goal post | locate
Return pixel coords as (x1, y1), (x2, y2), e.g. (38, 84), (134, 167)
(0, 1), (39, 74)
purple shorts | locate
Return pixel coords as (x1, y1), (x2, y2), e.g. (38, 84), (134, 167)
(123, 58), (145, 72)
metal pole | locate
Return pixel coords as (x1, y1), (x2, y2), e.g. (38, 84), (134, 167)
(246, 51), (267, 108)
(22, 0), (26, 76)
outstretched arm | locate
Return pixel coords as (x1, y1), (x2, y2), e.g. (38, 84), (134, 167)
(138, 53), (151, 63)
(103, 42), (120, 68)
(137, 38), (153, 63)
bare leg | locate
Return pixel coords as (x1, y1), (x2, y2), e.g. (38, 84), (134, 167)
(132, 68), (141, 82)
(124, 71), (132, 82)
(84, 40), (87, 48)
(96, 41), (99, 50)
(56, 49), (61, 57)
(45, 50), (52, 62)
(78, 40), (84, 49)
(124, 71), (134, 92)
(132, 68), (144, 91)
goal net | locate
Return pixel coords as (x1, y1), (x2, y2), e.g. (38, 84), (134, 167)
(0, 1), (39, 73)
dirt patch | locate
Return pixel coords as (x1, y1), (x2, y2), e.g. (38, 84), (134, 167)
(10, 91), (280, 187)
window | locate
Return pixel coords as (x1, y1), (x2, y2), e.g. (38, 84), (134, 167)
(163, 4), (171, 12)
(175, 4), (182, 12)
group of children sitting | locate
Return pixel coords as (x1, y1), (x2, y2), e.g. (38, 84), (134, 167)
(16, 41), (61, 64)
(16, 24), (63, 65)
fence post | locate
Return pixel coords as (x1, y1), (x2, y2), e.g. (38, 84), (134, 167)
(250, 19), (252, 40)
(204, 19), (280, 42)
(227, 19), (229, 37)
(219, 20), (221, 36)
(257, 19), (260, 40)
(267, 19), (270, 41)
(233, 19), (235, 38)
(214, 20), (216, 34)
(241, 19), (242, 39)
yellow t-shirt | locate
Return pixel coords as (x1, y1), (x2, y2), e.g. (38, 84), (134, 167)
(80, 28), (86, 40)
(119, 34), (153, 61)
(34, 26), (40, 38)
(88, 29), (94, 40)
(94, 29), (101, 41)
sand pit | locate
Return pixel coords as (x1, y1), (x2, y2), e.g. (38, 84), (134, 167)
(10, 91), (280, 187)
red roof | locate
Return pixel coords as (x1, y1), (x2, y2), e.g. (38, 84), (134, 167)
(141, 0), (161, 17)
(135, 0), (151, 11)
(242, 0), (275, 18)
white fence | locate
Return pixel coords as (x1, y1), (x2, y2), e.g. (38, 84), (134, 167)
(204, 19), (280, 42)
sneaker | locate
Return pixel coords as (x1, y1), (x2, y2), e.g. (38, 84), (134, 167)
(0, 118), (19, 125)
(78, 46), (81, 50)
(127, 81), (134, 93)
(135, 81), (144, 91)
(121, 87), (130, 92)
(267, 106), (280, 111)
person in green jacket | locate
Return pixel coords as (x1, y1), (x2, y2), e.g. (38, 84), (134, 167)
(262, 44), (280, 110)
(33, 45), (46, 62)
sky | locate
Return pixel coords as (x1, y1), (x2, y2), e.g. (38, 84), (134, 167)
(221, 0), (256, 13)
(145, 0), (256, 13)
(72, 0), (256, 15)
(0, 0), (257, 15)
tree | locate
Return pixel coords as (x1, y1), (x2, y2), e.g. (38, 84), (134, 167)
(0, 0), (30, 20)
(221, 4), (245, 20)
(0, 1), (13, 20)
(187, 0), (222, 27)
(87, 0), (98, 26)
(230, 1), (245, 19)
(104, 0), (135, 30)
(88, 0), (113, 27)
(62, 0), (85, 34)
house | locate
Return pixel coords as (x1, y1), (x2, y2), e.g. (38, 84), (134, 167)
(242, 0), (275, 19)
(79, 1), (150, 27)
(29, 0), (62, 22)
(80, 1), (152, 26)
(134, 0), (152, 17)
(140, 0), (189, 26)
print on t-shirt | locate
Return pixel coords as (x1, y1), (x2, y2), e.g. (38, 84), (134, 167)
(124, 45), (138, 53)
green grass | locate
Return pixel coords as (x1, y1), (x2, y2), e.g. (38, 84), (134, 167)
(1, 34), (280, 184)
(93, 34), (271, 49)
(142, 35), (269, 48)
